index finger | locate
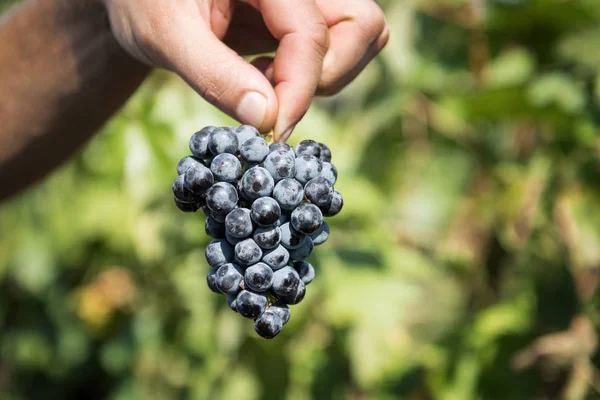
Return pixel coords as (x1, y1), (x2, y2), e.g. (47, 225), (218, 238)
(254, 0), (329, 141)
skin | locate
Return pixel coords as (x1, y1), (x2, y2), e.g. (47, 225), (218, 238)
(0, 0), (389, 201)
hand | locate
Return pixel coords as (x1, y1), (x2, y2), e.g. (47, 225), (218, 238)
(101, 0), (389, 141)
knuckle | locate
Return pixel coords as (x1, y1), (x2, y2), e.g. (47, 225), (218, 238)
(360, 5), (387, 43)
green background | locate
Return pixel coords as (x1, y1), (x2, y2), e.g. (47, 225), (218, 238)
(2, 0), (600, 399)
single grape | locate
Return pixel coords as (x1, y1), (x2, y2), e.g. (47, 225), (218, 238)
(206, 182), (238, 214)
(271, 266), (301, 298)
(226, 231), (243, 246)
(309, 221), (329, 245)
(207, 267), (221, 293)
(253, 225), (282, 249)
(244, 262), (274, 292)
(210, 153), (242, 183)
(295, 139), (321, 158)
(173, 174), (201, 203)
(225, 208), (254, 238)
(234, 238), (263, 266)
(205, 239), (234, 267)
(321, 190), (343, 217)
(269, 142), (295, 159)
(279, 221), (307, 249)
(320, 162), (337, 186)
(304, 177), (334, 208)
(288, 237), (314, 261)
(251, 197), (281, 227)
(269, 302), (291, 325)
(277, 280), (306, 305)
(235, 125), (260, 149)
(241, 167), (274, 200)
(208, 127), (239, 155)
(226, 293), (238, 312)
(177, 156), (204, 175)
(318, 143), (332, 162)
(293, 261), (315, 285)
(254, 309), (283, 339)
(291, 203), (323, 234)
(211, 210), (227, 223)
(189, 127), (214, 159)
(264, 150), (296, 182)
(184, 163), (214, 194)
(272, 178), (304, 211)
(215, 263), (244, 295)
(174, 198), (202, 213)
(262, 244), (290, 270)
(236, 290), (268, 319)
(240, 136), (269, 164)
(205, 215), (226, 239)
(294, 155), (322, 185)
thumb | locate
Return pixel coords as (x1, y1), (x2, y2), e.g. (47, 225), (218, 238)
(160, 18), (278, 133)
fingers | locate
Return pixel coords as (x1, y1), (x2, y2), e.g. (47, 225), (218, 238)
(224, 3), (278, 56)
(256, 0), (330, 141)
(316, 0), (389, 96)
(157, 15), (279, 133)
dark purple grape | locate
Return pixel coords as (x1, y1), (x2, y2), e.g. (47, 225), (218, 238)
(207, 267), (221, 293)
(205, 215), (226, 239)
(205, 239), (234, 267)
(235, 125), (260, 149)
(244, 262), (274, 292)
(262, 245), (290, 271)
(208, 127), (238, 155)
(215, 263), (244, 295)
(272, 178), (304, 211)
(253, 225), (282, 249)
(251, 197), (281, 227)
(320, 162), (337, 186)
(226, 293), (238, 312)
(291, 203), (323, 234)
(294, 155), (322, 185)
(226, 231), (243, 246)
(318, 143), (332, 162)
(288, 237), (314, 261)
(279, 221), (307, 250)
(293, 261), (315, 285)
(264, 150), (296, 182)
(184, 163), (214, 194)
(189, 127), (214, 159)
(240, 137), (269, 164)
(277, 280), (305, 305)
(210, 153), (242, 183)
(236, 290), (268, 319)
(177, 156), (204, 175)
(254, 309), (283, 339)
(309, 221), (329, 245)
(295, 139), (321, 158)
(225, 208), (254, 239)
(269, 142), (295, 159)
(234, 238), (263, 266)
(206, 182), (238, 214)
(174, 198), (202, 212)
(304, 177), (334, 208)
(321, 190), (343, 217)
(241, 167), (274, 200)
(271, 266), (300, 297)
(269, 302), (290, 325)
(173, 174), (201, 203)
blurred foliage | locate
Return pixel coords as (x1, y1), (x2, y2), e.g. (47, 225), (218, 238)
(2, 0), (600, 399)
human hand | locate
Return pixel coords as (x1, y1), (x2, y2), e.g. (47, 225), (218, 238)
(101, 0), (389, 141)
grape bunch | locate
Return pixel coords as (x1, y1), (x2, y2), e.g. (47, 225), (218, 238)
(172, 125), (343, 339)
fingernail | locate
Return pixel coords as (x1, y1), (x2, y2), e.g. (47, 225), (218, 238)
(237, 91), (267, 129)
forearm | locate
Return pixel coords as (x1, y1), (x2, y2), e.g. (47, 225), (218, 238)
(0, 0), (151, 201)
